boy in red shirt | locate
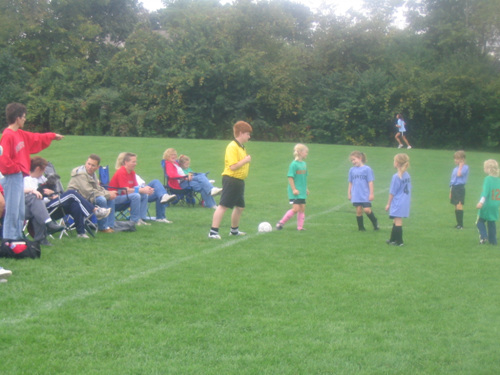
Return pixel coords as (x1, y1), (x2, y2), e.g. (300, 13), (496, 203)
(0, 103), (64, 240)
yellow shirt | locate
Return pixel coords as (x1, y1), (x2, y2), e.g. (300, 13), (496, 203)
(222, 140), (249, 180)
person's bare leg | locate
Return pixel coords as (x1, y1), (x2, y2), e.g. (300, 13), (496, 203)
(231, 206), (244, 228)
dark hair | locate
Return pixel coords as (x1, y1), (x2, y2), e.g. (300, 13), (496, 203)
(88, 154), (101, 165)
(30, 156), (49, 172)
(6, 103), (26, 125)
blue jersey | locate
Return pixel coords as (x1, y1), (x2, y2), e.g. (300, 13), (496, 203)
(348, 165), (374, 203)
(450, 164), (469, 186)
(287, 160), (308, 200)
(389, 171), (411, 218)
(397, 118), (406, 132)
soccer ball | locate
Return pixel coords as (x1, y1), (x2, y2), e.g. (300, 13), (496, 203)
(258, 222), (273, 233)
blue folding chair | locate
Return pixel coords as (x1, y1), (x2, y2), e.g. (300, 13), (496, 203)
(99, 165), (130, 220)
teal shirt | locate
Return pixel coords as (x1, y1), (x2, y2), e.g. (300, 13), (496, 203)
(287, 160), (308, 200)
(478, 175), (500, 221)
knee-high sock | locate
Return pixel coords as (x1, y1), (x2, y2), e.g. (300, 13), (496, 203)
(356, 215), (365, 230)
(455, 210), (463, 227)
(394, 225), (403, 244)
(390, 224), (396, 242)
(297, 212), (305, 230)
(280, 209), (296, 224)
(366, 211), (378, 228)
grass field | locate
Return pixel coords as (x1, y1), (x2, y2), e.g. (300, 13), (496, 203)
(1, 136), (500, 374)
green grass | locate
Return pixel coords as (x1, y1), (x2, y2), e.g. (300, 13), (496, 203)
(1, 136), (500, 374)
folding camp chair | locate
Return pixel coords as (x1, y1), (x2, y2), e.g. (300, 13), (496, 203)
(161, 160), (200, 207)
(43, 162), (97, 238)
(99, 165), (130, 220)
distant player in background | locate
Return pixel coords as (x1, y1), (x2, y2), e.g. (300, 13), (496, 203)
(449, 150), (469, 229)
(348, 151), (379, 231)
(386, 153), (412, 246)
(276, 143), (309, 231)
(476, 159), (500, 245)
(395, 113), (412, 149)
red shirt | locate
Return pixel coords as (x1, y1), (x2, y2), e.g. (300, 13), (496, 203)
(165, 160), (187, 190)
(0, 128), (56, 176)
(109, 166), (137, 194)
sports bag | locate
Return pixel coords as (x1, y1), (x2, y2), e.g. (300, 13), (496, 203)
(0, 239), (41, 259)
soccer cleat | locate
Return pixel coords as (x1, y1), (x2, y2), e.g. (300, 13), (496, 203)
(208, 232), (221, 239)
(211, 187), (223, 196)
(386, 239), (403, 246)
(276, 222), (283, 230)
(479, 238), (487, 245)
(455, 225), (463, 230)
(398, 144), (404, 149)
(77, 233), (90, 239)
(359, 227), (366, 232)
(229, 230), (246, 236)
(155, 218), (173, 223)
(160, 194), (177, 204)
(407, 146), (412, 149)
(94, 207), (111, 220)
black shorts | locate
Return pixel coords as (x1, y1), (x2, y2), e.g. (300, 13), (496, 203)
(289, 198), (306, 205)
(352, 202), (372, 208)
(450, 185), (465, 205)
(219, 175), (245, 209)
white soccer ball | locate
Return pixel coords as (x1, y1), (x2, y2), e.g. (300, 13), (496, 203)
(258, 222), (273, 233)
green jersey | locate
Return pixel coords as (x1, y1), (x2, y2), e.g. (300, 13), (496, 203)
(478, 175), (500, 221)
(287, 160), (308, 200)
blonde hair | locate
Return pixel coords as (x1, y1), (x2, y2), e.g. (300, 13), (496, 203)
(454, 150), (466, 161)
(350, 150), (366, 164)
(178, 154), (190, 169)
(115, 152), (136, 169)
(484, 159), (499, 177)
(294, 143), (308, 161)
(162, 148), (177, 161)
(394, 153), (410, 178)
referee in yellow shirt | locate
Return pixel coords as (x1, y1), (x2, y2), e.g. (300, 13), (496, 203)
(209, 121), (252, 239)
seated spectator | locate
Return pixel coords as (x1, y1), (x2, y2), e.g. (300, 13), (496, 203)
(24, 157), (65, 246)
(67, 154), (117, 233)
(110, 152), (175, 225)
(33, 157), (111, 239)
(163, 148), (222, 209)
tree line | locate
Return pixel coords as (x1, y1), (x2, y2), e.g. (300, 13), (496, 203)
(1, 0), (499, 149)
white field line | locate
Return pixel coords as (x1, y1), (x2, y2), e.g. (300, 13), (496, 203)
(0, 188), (388, 326)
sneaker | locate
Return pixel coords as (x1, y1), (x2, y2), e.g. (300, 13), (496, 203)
(137, 219), (151, 226)
(455, 225), (463, 230)
(407, 145), (412, 149)
(46, 220), (65, 235)
(398, 144), (404, 149)
(276, 222), (283, 230)
(77, 233), (90, 239)
(160, 194), (177, 204)
(208, 232), (221, 239)
(209, 179), (215, 184)
(94, 207), (111, 220)
(211, 187), (223, 196)
(479, 238), (487, 245)
(229, 230), (246, 236)
(359, 227), (366, 232)
(0, 267), (12, 280)
(99, 228), (115, 233)
(156, 218), (173, 224)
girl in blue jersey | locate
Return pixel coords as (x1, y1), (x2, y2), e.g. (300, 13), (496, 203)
(385, 153), (412, 246)
(276, 144), (309, 231)
(348, 151), (379, 231)
(449, 150), (469, 229)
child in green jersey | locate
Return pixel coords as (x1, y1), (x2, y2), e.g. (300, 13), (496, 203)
(476, 159), (500, 245)
(276, 144), (309, 231)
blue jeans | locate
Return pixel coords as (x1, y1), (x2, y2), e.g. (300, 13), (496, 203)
(95, 195), (115, 230)
(180, 173), (216, 208)
(114, 192), (148, 223)
(1, 173), (25, 240)
(477, 218), (497, 245)
(147, 179), (168, 220)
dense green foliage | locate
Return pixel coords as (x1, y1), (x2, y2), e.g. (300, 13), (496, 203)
(1, 0), (499, 149)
